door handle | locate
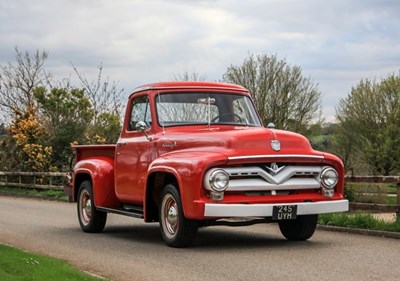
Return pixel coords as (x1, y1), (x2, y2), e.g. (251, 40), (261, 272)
(117, 142), (127, 147)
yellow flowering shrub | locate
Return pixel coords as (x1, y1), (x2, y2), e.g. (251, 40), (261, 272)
(22, 144), (53, 171)
(7, 107), (53, 171)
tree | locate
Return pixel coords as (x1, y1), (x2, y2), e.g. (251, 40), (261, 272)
(0, 47), (51, 119)
(335, 73), (400, 175)
(0, 123), (5, 137)
(222, 53), (322, 135)
(72, 63), (124, 121)
(34, 86), (94, 169)
(173, 69), (207, 81)
(0, 123), (8, 170)
(6, 107), (52, 171)
(86, 112), (121, 144)
(0, 48), (124, 171)
(71, 63), (123, 144)
(331, 119), (360, 173)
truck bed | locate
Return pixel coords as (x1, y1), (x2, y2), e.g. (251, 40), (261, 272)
(72, 144), (116, 162)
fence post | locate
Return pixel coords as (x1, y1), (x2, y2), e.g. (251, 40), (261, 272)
(397, 182), (400, 205)
(397, 183), (400, 222)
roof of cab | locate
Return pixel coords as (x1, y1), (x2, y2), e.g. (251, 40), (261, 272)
(130, 81), (248, 96)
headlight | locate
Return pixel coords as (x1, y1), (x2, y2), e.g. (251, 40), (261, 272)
(320, 167), (338, 189)
(209, 169), (229, 192)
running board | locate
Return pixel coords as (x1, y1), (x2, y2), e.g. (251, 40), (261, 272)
(97, 206), (144, 219)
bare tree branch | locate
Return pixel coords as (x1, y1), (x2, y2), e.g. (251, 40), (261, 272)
(71, 63), (124, 122)
(0, 47), (51, 117)
(173, 69), (207, 82)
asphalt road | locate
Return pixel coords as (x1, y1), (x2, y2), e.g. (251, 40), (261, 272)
(1, 196), (399, 281)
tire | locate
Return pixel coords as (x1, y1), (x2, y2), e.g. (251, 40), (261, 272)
(77, 180), (107, 233)
(159, 184), (198, 247)
(278, 215), (318, 241)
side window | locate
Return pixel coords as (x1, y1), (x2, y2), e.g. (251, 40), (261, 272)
(128, 96), (152, 131)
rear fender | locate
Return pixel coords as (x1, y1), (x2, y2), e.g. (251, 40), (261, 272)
(73, 157), (120, 208)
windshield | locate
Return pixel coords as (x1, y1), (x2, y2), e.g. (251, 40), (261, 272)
(156, 92), (262, 127)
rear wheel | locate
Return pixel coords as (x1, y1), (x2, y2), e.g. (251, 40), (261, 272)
(159, 184), (198, 247)
(77, 180), (107, 233)
(278, 215), (318, 241)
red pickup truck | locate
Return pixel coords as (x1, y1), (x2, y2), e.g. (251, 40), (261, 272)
(65, 81), (348, 247)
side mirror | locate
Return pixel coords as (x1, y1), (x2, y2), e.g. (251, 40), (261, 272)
(267, 122), (276, 129)
(135, 121), (152, 141)
(135, 121), (148, 131)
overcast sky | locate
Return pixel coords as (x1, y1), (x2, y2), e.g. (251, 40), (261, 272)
(1, 0), (400, 121)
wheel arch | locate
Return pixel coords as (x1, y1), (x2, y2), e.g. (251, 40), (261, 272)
(73, 172), (92, 202)
(145, 170), (179, 222)
(145, 152), (227, 221)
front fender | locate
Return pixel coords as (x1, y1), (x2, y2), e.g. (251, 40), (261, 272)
(322, 152), (345, 195)
(148, 151), (228, 219)
(73, 157), (119, 208)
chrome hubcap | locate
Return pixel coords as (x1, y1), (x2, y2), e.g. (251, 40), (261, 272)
(80, 190), (91, 224)
(163, 195), (179, 237)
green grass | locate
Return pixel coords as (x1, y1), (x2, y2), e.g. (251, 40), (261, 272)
(0, 186), (68, 201)
(0, 244), (109, 281)
(319, 213), (400, 232)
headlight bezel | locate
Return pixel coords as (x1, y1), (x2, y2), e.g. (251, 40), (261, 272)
(320, 167), (339, 189)
(208, 169), (229, 192)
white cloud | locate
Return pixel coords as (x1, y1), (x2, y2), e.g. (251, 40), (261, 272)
(1, 0), (400, 118)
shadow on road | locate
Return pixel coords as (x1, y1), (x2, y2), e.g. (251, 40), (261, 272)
(83, 223), (327, 250)
(102, 224), (165, 246)
(193, 227), (326, 251)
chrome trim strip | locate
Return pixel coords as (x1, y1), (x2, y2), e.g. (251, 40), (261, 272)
(204, 199), (349, 217)
(228, 178), (320, 191)
(228, 154), (325, 161)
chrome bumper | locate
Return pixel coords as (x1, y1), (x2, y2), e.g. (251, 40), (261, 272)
(204, 199), (349, 217)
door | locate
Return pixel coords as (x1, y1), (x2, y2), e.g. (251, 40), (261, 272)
(115, 94), (153, 204)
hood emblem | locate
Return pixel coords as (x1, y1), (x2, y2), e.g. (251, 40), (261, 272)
(266, 163), (285, 175)
(271, 140), (281, 151)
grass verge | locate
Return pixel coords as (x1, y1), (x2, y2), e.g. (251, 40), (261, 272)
(0, 186), (68, 201)
(319, 213), (400, 233)
(0, 243), (109, 281)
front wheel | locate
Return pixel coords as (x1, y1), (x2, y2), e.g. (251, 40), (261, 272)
(278, 215), (318, 241)
(159, 184), (198, 247)
(77, 180), (107, 233)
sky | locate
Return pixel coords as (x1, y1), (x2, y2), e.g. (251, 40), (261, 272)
(1, 0), (400, 122)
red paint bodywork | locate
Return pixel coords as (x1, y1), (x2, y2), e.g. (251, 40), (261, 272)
(70, 81), (346, 222)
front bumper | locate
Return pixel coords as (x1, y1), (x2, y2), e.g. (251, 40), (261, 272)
(204, 199), (349, 218)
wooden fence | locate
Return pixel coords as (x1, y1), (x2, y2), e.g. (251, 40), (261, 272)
(0, 172), (399, 207)
(0, 171), (67, 190)
(344, 175), (400, 204)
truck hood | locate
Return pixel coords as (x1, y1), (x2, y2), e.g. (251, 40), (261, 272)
(157, 126), (321, 160)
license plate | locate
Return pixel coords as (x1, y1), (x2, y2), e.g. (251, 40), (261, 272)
(272, 205), (297, 220)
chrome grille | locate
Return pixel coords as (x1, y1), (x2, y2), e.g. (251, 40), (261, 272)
(206, 165), (325, 192)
